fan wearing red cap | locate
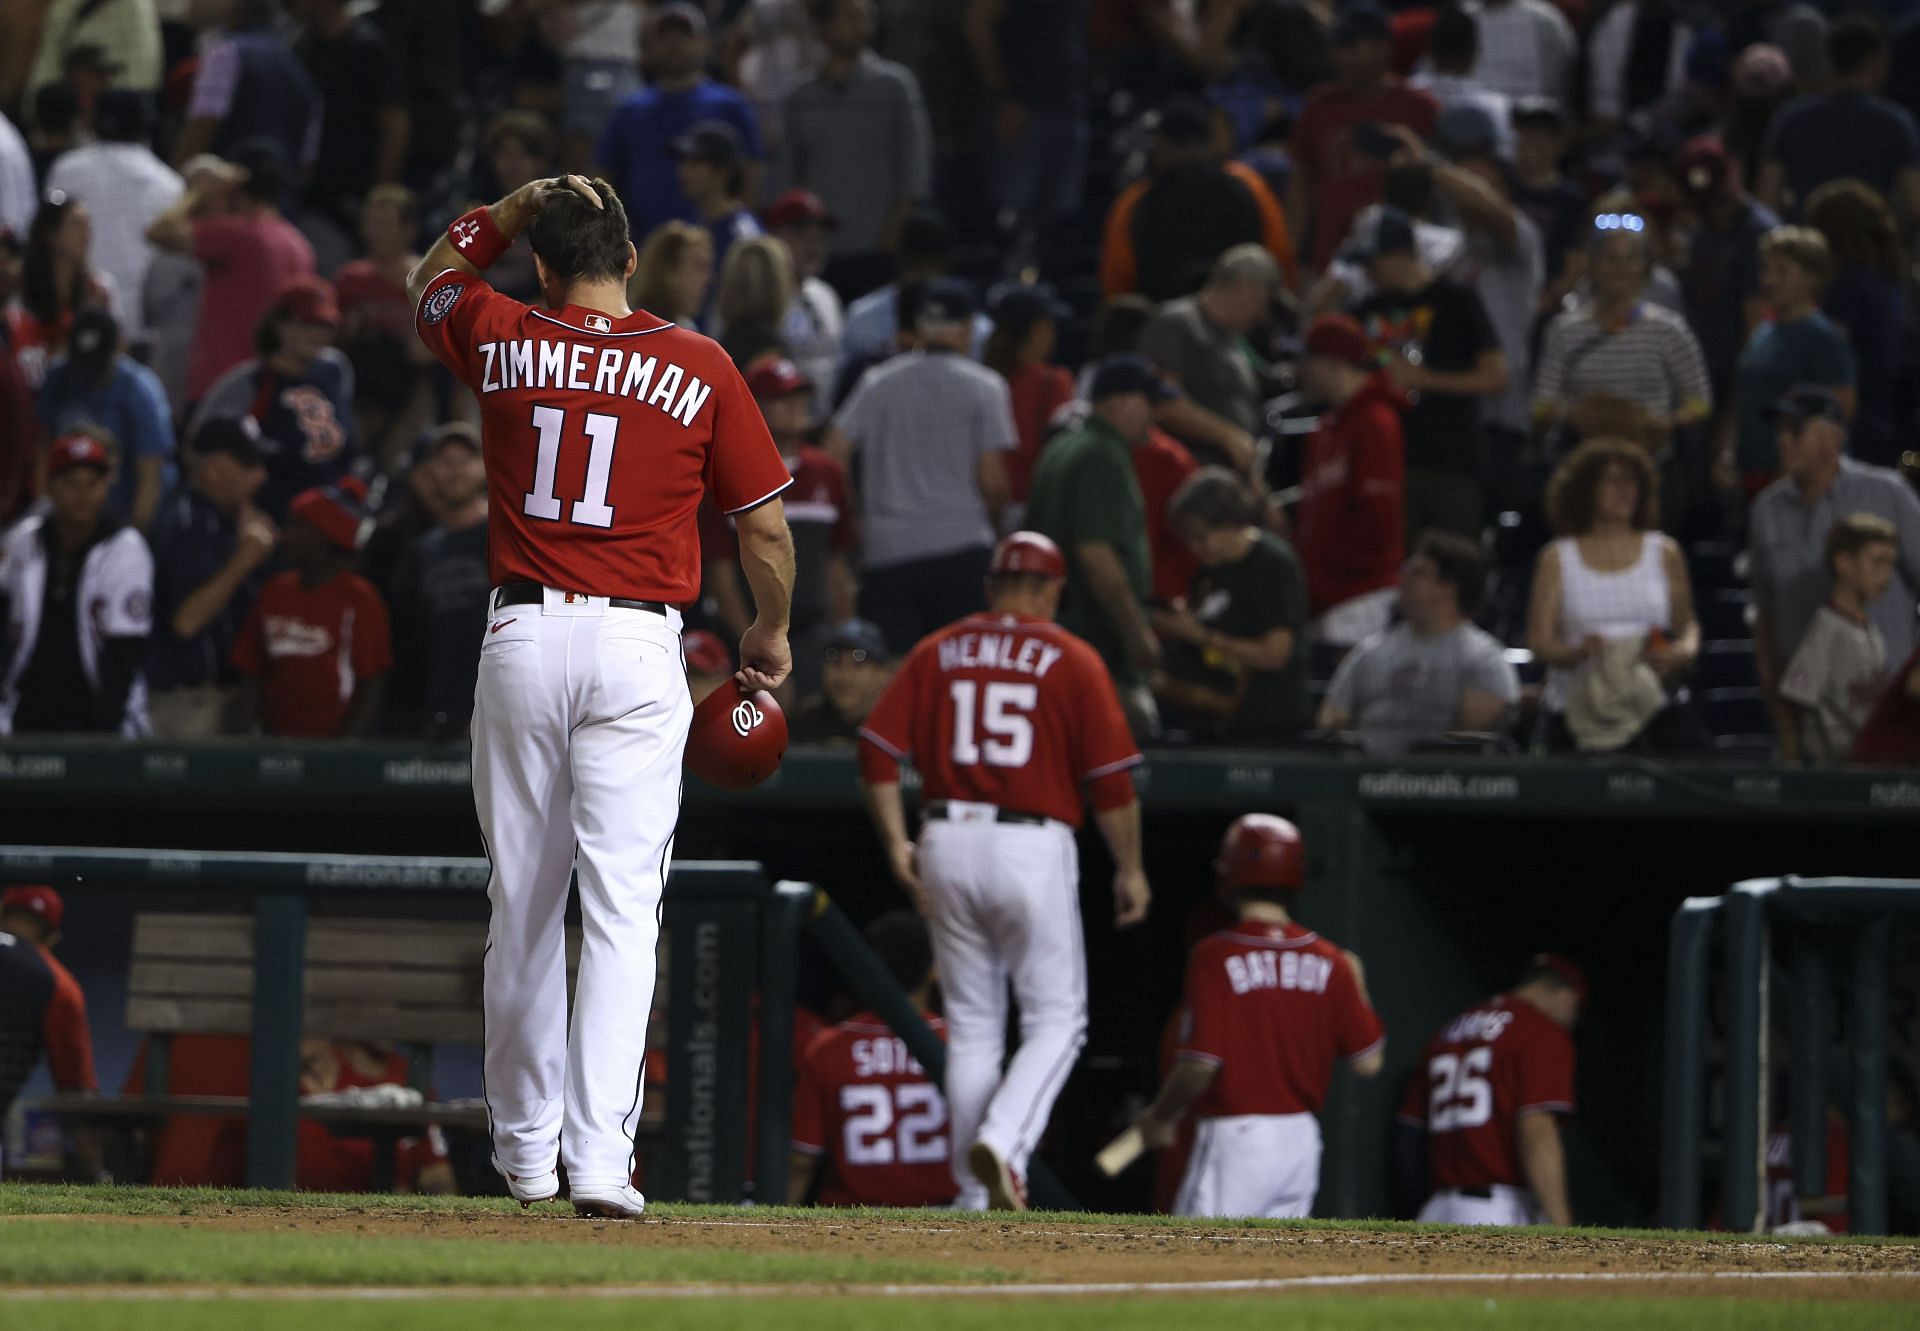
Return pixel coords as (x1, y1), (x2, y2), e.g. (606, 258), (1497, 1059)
(1398, 953), (1588, 1228)
(230, 477), (393, 738)
(0, 430), (155, 736)
(1128, 815), (1383, 1219)
(681, 629), (735, 702)
(0, 885), (101, 1132)
(857, 529), (1148, 1212)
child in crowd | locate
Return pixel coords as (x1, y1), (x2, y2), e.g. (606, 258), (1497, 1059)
(1779, 513), (1898, 762)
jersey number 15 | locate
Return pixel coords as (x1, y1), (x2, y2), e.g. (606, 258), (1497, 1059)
(949, 680), (1037, 768)
(1427, 1047), (1494, 1133)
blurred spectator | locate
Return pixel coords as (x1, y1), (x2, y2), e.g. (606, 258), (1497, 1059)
(1312, 163), (1467, 312)
(536, 0), (643, 172)
(826, 278), (1013, 653)
(1026, 353), (1166, 736)
(1154, 467), (1310, 745)
(790, 617), (893, 744)
(294, 0), (409, 275)
(37, 308), (171, 528)
(1749, 387), (1920, 757)
(682, 629), (735, 704)
(838, 209), (986, 369)
(1526, 439), (1701, 754)
(782, 0), (932, 297)
(0, 885), (98, 1169)
(1508, 98), (1585, 298)
(1465, 0), (1576, 107)
(232, 478), (390, 739)
(964, 0), (1089, 275)
(1850, 644), (1920, 765)
(28, 83), (82, 179)
(368, 0), (459, 193)
(1320, 531), (1519, 754)
(1409, 6), (1513, 161)
(1532, 214), (1711, 460)
(1723, 227), (1856, 495)
(359, 433), (444, 727)
(1725, 43), (1796, 189)
(713, 234), (795, 368)
(630, 221), (715, 329)
(43, 90), (180, 345)
(1673, 136), (1776, 403)
(146, 416), (272, 739)
(984, 282), (1073, 502)
(1806, 180), (1908, 470)
(1779, 514), (1899, 763)
(1351, 206), (1506, 543)
(1100, 96), (1296, 304)
(675, 120), (763, 302)
(1289, 4), (1439, 273)
(174, 0), (320, 183)
(767, 189), (845, 421)
(0, 432), (153, 737)
(476, 112), (556, 305)
(9, 190), (116, 390)
(0, 301), (37, 527)
(1585, 0), (1693, 135)
(147, 143), (316, 405)
(415, 426), (488, 741)
(727, 0), (825, 159)
(334, 184), (430, 466)
(16, 1), (161, 112)
(0, 112), (31, 239)
(1138, 244), (1276, 474)
(1757, 15), (1920, 221)
(597, 3), (765, 242)
(1294, 312), (1406, 648)
(190, 275), (354, 521)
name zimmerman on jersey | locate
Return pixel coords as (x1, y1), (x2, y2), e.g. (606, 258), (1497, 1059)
(474, 338), (714, 427)
(936, 631), (1066, 678)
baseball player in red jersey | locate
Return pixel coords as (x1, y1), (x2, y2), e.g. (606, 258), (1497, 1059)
(407, 175), (795, 1219)
(1131, 816), (1383, 1218)
(789, 911), (954, 1208)
(858, 531), (1151, 1210)
(0, 887), (99, 1178)
(1398, 955), (1586, 1227)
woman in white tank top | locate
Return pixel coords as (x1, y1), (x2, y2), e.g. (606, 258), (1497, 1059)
(1526, 440), (1702, 750)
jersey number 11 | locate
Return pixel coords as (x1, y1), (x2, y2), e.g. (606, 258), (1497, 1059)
(524, 404), (620, 528)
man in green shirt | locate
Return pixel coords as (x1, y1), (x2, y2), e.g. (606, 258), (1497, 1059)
(1025, 354), (1168, 737)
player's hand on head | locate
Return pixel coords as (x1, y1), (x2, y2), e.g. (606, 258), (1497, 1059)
(1112, 867), (1151, 929)
(735, 621), (792, 692)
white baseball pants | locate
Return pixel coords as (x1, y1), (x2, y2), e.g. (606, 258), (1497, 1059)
(471, 590), (690, 1190)
(917, 807), (1086, 1209)
(1418, 1184), (1542, 1226)
(1175, 1113), (1322, 1219)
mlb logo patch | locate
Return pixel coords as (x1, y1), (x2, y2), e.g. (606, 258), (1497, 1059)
(584, 314), (613, 333)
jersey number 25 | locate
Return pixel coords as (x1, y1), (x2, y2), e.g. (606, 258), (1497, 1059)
(1428, 1047), (1494, 1133)
(949, 680), (1037, 768)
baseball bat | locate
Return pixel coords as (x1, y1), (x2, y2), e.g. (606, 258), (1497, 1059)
(1094, 1126), (1146, 1178)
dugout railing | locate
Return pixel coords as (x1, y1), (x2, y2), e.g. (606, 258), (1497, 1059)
(1660, 876), (1920, 1235)
(0, 845), (811, 1201)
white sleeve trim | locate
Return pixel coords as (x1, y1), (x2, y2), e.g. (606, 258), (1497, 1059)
(1082, 753), (1144, 781)
(1517, 1100), (1575, 1116)
(857, 726), (907, 761)
(723, 476), (795, 515)
(1344, 1036), (1386, 1066)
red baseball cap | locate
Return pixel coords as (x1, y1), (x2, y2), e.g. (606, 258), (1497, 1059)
(746, 358), (812, 399)
(990, 531), (1066, 580)
(274, 275), (340, 326)
(682, 630), (732, 675)
(1530, 952), (1590, 1011)
(2, 885), (64, 931)
(288, 477), (372, 552)
(766, 188), (837, 231)
(47, 432), (112, 477)
(1304, 312), (1374, 368)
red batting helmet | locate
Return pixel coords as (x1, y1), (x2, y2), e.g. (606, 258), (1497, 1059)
(685, 686), (788, 791)
(990, 530), (1066, 580)
(1214, 814), (1306, 899)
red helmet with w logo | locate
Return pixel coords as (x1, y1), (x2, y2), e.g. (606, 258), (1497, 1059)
(685, 686), (787, 790)
(1215, 814), (1306, 898)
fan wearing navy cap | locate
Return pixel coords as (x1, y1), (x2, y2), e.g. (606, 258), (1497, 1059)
(0, 886), (100, 1178)
(790, 617), (892, 744)
(231, 478), (392, 738)
(673, 120), (763, 303)
(0, 432), (154, 736)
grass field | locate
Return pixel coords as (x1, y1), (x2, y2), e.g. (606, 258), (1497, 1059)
(4, 1185), (1918, 1330)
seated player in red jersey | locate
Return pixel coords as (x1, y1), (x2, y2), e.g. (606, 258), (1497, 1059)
(1132, 815), (1384, 1218)
(1398, 954), (1586, 1227)
(789, 911), (955, 1208)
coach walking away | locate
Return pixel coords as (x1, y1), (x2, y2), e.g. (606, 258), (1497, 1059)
(858, 532), (1149, 1211)
(0, 433), (153, 736)
(0, 886), (102, 1180)
(410, 171), (795, 1220)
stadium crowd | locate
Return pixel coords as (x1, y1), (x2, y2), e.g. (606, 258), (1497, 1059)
(1, 0), (1919, 762)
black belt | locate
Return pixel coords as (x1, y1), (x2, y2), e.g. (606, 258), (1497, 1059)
(1454, 1186), (1495, 1199)
(923, 801), (1049, 827)
(492, 582), (667, 615)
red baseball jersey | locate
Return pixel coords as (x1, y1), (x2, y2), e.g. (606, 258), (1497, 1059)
(414, 267), (791, 603)
(790, 1012), (954, 1208)
(1398, 994), (1576, 1191)
(857, 613), (1140, 827)
(1175, 921), (1383, 1117)
(231, 570), (393, 737)
(0, 931), (98, 1111)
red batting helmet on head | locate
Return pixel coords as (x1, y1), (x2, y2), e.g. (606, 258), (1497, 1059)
(685, 686), (788, 791)
(990, 530), (1066, 580)
(1215, 814), (1306, 898)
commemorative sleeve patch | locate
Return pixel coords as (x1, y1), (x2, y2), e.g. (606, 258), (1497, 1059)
(422, 282), (465, 326)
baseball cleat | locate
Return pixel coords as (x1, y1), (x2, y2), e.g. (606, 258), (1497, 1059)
(967, 1141), (1029, 1212)
(571, 1183), (648, 1220)
(493, 1156), (560, 1208)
